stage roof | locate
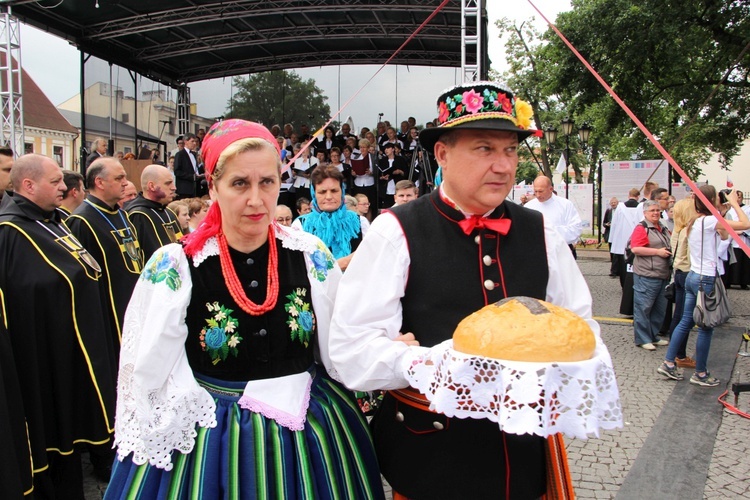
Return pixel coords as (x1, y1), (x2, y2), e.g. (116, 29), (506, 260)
(9, 0), (484, 87)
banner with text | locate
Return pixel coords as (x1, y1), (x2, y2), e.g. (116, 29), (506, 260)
(601, 160), (669, 205)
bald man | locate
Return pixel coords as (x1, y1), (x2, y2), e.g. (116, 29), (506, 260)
(0, 154), (117, 498)
(524, 175), (583, 258)
(68, 157), (145, 341)
(119, 180), (138, 209)
(126, 164), (182, 260)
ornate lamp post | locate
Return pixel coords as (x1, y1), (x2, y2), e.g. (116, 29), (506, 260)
(544, 118), (591, 199)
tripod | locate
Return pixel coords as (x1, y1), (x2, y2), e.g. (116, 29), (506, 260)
(408, 141), (434, 195)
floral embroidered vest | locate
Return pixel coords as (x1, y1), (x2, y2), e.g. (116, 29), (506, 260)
(185, 239), (316, 381)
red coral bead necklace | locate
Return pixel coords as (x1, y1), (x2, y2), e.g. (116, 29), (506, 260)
(218, 224), (279, 315)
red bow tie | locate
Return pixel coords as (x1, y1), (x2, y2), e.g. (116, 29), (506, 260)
(458, 216), (511, 235)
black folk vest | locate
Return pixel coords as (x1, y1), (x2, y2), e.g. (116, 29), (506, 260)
(390, 189), (549, 347)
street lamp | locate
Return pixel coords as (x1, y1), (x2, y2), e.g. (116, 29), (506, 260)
(561, 117), (575, 199)
(544, 118), (591, 199)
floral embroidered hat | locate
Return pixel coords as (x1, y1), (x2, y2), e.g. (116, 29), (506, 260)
(419, 81), (541, 153)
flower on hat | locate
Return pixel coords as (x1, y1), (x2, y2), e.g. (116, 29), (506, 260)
(462, 89), (484, 114)
(497, 93), (513, 114)
(438, 101), (450, 123)
(515, 99), (534, 130)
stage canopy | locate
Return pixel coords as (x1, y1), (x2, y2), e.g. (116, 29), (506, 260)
(10, 0), (483, 87)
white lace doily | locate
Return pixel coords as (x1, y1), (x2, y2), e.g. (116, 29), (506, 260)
(405, 340), (622, 439)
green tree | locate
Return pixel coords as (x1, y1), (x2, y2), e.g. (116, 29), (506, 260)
(545, 0), (749, 178)
(492, 18), (594, 183)
(227, 71), (332, 131)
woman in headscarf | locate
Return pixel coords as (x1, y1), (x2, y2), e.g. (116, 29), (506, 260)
(292, 165), (367, 271)
(105, 119), (384, 499)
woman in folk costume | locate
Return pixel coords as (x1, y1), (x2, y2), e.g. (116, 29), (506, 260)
(105, 119), (385, 499)
(292, 165), (366, 271)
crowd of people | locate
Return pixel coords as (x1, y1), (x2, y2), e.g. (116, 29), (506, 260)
(603, 181), (750, 386)
(9, 77), (750, 499)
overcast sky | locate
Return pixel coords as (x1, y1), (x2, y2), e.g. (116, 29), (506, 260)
(19, 0), (571, 132)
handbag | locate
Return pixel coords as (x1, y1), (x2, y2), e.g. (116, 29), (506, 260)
(664, 281), (676, 301)
(692, 217), (731, 329)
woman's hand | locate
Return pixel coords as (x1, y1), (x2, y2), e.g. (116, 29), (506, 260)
(394, 332), (420, 346)
(727, 189), (741, 207)
(657, 247), (672, 258)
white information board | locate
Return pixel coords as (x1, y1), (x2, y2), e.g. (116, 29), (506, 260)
(601, 160), (670, 204)
(671, 181), (707, 202)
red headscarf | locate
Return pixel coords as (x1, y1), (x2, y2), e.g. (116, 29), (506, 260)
(182, 119), (281, 257)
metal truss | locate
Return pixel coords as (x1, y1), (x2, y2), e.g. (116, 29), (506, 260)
(461, 0), (483, 82)
(184, 48), (460, 82)
(139, 24), (459, 62)
(0, 7), (23, 155)
(85, 1), (461, 40)
(177, 84), (190, 135)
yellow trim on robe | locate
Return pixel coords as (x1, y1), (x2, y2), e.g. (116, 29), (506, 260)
(0, 221), (114, 433)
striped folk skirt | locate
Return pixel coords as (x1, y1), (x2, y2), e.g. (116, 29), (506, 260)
(104, 370), (385, 500)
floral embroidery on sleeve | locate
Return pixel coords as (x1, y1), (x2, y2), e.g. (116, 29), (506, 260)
(141, 249), (182, 291)
(284, 288), (315, 347)
(200, 302), (242, 365)
(309, 243), (334, 282)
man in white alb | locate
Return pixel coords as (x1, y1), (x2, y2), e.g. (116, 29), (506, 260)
(525, 175), (583, 258)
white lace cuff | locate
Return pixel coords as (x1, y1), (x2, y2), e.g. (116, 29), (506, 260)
(114, 365), (218, 471)
(405, 340), (622, 439)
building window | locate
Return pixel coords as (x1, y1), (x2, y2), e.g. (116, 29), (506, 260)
(122, 113), (129, 123)
(53, 146), (64, 167)
(24, 143), (33, 154)
(124, 147), (132, 154)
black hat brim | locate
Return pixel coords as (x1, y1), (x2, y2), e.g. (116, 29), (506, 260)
(419, 119), (535, 154)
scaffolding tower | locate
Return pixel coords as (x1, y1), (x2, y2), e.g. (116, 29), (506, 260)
(0, 7), (23, 156)
(461, 0), (484, 82)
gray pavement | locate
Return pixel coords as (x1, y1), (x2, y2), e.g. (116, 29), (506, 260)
(572, 249), (750, 499)
(85, 248), (750, 499)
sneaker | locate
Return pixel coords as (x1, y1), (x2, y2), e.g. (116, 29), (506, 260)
(657, 362), (684, 380)
(689, 372), (720, 387)
(675, 356), (696, 369)
(640, 343), (656, 351)
(654, 339), (669, 346)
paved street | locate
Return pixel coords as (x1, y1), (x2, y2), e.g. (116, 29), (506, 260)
(85, 248), (750, 499)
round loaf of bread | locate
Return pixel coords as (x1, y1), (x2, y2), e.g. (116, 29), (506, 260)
(452, 296), (596, 362)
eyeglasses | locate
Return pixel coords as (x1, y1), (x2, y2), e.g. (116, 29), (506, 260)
(357, 202), (370, 206)
(645, 209), (661, 213)
(276, 217), (292, 222)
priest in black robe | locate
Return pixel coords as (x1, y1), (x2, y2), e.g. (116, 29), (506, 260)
(0, 154), (117, 499)
(67, 157), (145, 342)
(126, 164), (182, 261)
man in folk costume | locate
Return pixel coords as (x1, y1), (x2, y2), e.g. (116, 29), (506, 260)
(127, 164), (183, 260)
(0, 154), (117, 498)
(67, 157), (145, 343)
(330, 82), (618, 499)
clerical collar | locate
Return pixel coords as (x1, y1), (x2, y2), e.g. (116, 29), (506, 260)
(438, 186), (496, 219)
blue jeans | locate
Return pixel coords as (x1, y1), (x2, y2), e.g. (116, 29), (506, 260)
(667, 270), (689, 358)
(665, 272), (715, 373)
(633, 274), (668, 345)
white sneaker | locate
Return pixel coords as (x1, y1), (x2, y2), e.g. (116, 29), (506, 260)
(654, 339), (669, 346)
(640, 343), (656, 351)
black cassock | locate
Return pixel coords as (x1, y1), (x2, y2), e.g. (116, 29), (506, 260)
(126, 194), (184, 261)
(67, 194), (145, 342)
(0, 193), (117, 475)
